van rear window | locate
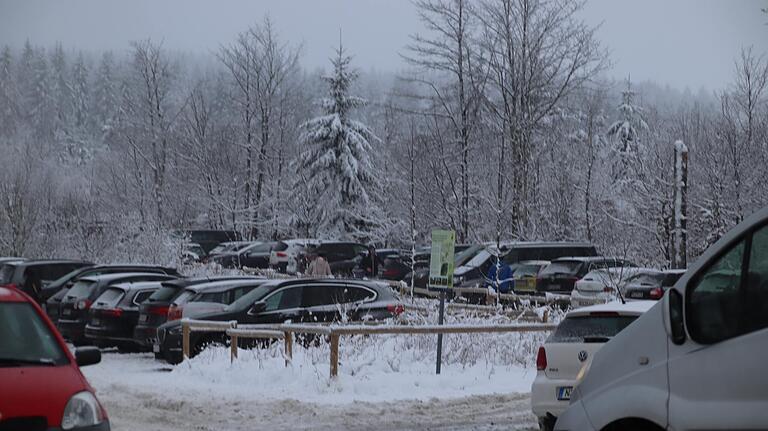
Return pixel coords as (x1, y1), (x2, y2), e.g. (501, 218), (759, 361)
(67, 280), (96, 299)
(548, 315), (638, 343)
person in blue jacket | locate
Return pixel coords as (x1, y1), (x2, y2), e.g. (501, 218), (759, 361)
(485, 256), (514, 293)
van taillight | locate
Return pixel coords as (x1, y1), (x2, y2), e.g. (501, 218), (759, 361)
(536, 346), (547, 371)
(387, 304), (405, 315)
(276, 252), (287, 258)
(76, 299), (93, 310)
(103, 308), (123, 318)
(649, 288), (664, 300)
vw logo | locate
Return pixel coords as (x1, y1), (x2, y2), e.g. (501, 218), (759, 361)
(578, 350), (588, 362)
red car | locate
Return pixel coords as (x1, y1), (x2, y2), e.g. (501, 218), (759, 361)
(0, 286), (110, 430)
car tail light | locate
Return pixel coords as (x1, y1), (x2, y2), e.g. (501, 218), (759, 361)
(167, 306), (182, 321)
(536, 346), (547, 371)
(383, 269), (398, 277)
(649, 288), (664, 300)
(387, 304), (405, 315)
(148, 305), (170, 316)
(276, 252), (287, 258)
(102, 308), (123, 318)
(76, 299), (93, 310)
(603, 286), (615, 293)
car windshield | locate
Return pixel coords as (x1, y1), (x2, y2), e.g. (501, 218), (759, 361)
(548, 315), (639, 343)
(95, 288), (125, 307)
(0, 302), (68, 366)
(225, 285), (273, 312)
(513, 264), (542, 278)
(540, 261), (582, 276)
(148, 285), (182, 302)
(628, 273), (664, 286)
(67, 280), (96, 298)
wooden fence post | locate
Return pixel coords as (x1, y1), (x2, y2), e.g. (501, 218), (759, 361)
(284, 331), (293, 366)
(182, 319), (190, 361)
(329, 333), (339, 378)
(230, 334), (238, 363)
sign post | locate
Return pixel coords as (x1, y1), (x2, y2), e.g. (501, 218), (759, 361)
(428, 229), (455, 375)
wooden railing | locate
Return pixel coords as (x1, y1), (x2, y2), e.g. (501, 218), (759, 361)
(181, 319), (557, 378)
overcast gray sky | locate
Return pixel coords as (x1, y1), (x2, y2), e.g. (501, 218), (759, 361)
(0, 0), (765, 91)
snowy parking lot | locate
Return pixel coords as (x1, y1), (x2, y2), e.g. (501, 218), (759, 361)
(82, 339), (542, 430)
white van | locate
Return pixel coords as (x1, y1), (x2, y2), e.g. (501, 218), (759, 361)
(555, 207), (768, 430)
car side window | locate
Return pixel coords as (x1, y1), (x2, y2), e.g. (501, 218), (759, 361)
(303, 285), (338, 307)
(345, 286), (375, 303)
(264, 287), (302, 312)
(687, 239), (745, 344)
(745, 226), (768, 334)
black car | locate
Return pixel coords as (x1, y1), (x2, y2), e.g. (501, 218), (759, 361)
(308, 242), (370, 276)
(58, 272), (178, 344)
(84, 281), (163, 351)
(44, 264), (182, 324)
(0, 259), (93, 303)
(535, 257), (635, 295)
(211, 241), (280, 269)
(155, 279), (404, 364)
(624, 269), (686, 300)
(379, 250), (413, 281)
(133, 276), (262, 349)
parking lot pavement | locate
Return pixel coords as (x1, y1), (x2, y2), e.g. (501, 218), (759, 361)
(84, 352), (539, 430)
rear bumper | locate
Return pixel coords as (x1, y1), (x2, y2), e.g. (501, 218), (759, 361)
(57, 318), (87, 341)
(84, 325), (134, 343)
(531, 374), (576, 420)
(133, 324), (159, 347)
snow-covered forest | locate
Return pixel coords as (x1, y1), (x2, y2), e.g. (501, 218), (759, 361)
(0, 0), (766, 269)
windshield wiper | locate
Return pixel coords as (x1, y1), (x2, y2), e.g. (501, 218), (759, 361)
(0, 357), (58, 367)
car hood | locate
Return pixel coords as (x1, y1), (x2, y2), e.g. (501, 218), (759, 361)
(0, 364), (89, 426)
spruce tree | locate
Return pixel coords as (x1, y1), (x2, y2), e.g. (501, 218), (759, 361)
(297, 41), (380, 240)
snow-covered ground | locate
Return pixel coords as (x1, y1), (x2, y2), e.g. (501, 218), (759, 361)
(83, 331), (544, 430)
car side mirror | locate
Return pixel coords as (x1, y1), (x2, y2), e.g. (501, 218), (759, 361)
(75, 347), (101, 367)
(248, 301), (266, 315)
(665, 289), (686, 345)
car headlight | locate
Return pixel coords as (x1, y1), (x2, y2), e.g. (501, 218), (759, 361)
(61, 391), (104, 430)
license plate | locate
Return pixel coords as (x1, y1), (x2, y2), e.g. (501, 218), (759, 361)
(62, 309), (72, 316)
(557, 386), (573, 401)
(549, 284), (560, 290)
(630, 292), (644, 298)
(139, 314), (148, 323)
(153, 344), (160, 353)
(91, 318), (101, 326)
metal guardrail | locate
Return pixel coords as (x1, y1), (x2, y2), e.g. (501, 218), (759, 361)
(182, 319), (557, 378)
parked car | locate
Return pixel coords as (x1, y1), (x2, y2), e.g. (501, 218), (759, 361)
(555, 206), (768, 430)
(44, 264), (182, 324)
(570, 267), (648, 308)
(536, 257), (635, 295)
(623, 269), (686, 301)
(165, 279), (267, 322)
(177, 280), (264, 319)
(509, 261), (549, 294)
(175, 229), (242, 254)
(407, 245), (484, 292)
(0, 285), (110, 430)
(84, 281), (163, 351)
(181, 242), (206, 263)
(211, 241), (278, 269)
(58, 273), (177, 344)
(269, 239), (320, 273)
(155, 279), (405, 364)
(0, 259), (93, 304)
(532, 300), (655, 430)
(133, 276), (261, 350)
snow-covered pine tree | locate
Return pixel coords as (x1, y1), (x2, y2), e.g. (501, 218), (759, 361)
(297, 40), (382, 241)
(92, 51), (117, 131)
(71, 52), (89, 130)
(50, 43), (72, 135)
(607, 78), (648, 181)
(0, 46), (17, 137)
